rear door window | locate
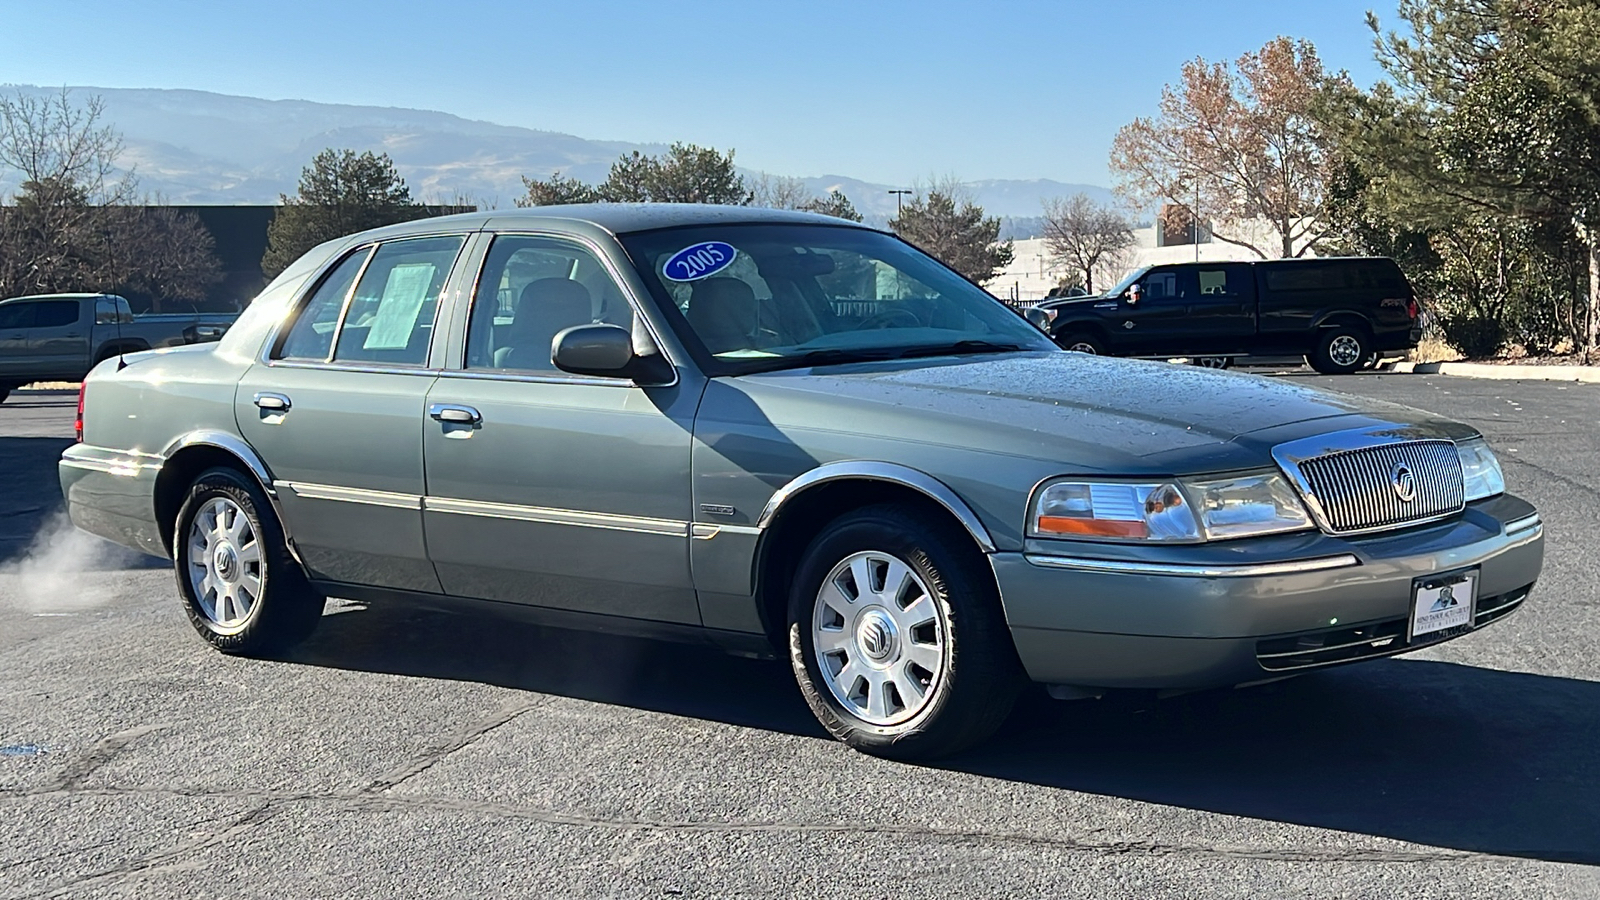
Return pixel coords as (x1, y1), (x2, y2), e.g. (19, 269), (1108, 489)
(333, 236), (464, 366)
(1264, 264), (1348, 292)
(33, 301), (80, 328)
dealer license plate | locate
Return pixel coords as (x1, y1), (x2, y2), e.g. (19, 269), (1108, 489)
(1410, 569), (1478, 640)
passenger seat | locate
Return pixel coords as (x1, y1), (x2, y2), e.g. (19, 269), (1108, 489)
(495, 278), (595, 370)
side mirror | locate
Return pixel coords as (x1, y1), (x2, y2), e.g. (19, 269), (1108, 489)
(1126, 283), (1142, 306)
(552, 324), (673, 384)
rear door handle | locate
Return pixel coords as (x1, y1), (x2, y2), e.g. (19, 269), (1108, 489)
(253, 392), (291, 411)
(429, 403), (481, 425)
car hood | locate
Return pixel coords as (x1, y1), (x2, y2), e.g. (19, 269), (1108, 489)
(722, 352), (1459, 473)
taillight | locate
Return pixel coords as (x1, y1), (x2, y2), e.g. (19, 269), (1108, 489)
(1407, 299), (1420, 320)
(75, 382), (86, 443)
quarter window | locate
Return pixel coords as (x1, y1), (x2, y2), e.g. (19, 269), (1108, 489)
(277, 249), (371, 361)
(465, 236), (634, 373)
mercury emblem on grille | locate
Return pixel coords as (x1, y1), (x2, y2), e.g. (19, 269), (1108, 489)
(1391, 463), (1416, 503)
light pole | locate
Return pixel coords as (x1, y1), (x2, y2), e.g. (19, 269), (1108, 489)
(888, 189), (911, 216)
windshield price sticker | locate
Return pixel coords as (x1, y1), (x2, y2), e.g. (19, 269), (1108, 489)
(664, 241), (737, 282)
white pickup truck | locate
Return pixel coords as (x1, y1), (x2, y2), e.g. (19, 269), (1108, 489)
(0, 293), (236, 402)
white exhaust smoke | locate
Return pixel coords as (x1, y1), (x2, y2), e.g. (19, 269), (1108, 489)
(0, 509), (155, 613)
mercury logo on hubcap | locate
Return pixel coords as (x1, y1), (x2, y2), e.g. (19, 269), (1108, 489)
(857, 610), (898, 662)
(213, 544), (239, 582)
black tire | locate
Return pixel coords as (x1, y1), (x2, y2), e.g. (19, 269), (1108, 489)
(0, 386), (9, 405)
(787, 503), (1024, 759)
(1308, 325), (1370, 375)
(1192, 356), (1233, 369)
(1054, 331), (1104, 355)
(172, 467), (323, 655)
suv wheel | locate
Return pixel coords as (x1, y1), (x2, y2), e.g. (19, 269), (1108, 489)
(1309, 326), (1370, 375)
(1055, 332), (1104, 355)
(1192, 356), (1232, 369)
(787, 504), (1023, 759)
(173, 467), (324, 655)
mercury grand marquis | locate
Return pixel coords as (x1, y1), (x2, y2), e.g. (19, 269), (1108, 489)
(59, 204), (1545, 758)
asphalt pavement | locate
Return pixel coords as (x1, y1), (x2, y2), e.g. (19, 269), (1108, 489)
(2, 374), (1598, 899)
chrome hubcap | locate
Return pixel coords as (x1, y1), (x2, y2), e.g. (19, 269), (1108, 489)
(1329, 334), (1363, 367)
(1066, 342), (1097, 354)
(812, 550), (946, 726)
(1194, 356), (1228, 368)
(186, 497), (263, 631)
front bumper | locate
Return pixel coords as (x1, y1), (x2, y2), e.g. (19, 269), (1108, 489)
(991, 494), (1543, 689)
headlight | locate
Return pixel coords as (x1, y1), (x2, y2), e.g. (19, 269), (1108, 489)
(1183, 471), (1314, 540)
(1030, 471), (1312, 543)
(1457, 437), (1505, 501)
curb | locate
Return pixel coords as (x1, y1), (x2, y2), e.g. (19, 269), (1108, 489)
(1388, 361), (1600, 383)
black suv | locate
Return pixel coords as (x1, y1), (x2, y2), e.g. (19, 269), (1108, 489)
(1027, 257), (1422, 374)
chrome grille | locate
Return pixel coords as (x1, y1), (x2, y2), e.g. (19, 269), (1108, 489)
(1293, 440), (1464, 534)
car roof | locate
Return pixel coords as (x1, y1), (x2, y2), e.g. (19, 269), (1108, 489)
(348, 203), (879, 244)
(0, 292), (117, 303)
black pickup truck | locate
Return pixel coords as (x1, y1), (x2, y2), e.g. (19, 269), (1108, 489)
(1026, 257), (1423, 374)
(0, 293), (235, 402)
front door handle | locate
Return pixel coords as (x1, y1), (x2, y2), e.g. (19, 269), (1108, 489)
(429, 403), (482, 425)
(253, 392), (291, 411)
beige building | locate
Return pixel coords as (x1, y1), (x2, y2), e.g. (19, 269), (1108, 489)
(988, 217), (1310, 304)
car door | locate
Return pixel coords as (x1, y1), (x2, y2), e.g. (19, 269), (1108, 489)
(0, 301), (35, 380)
(235, 233), (468, 594)
(421, 232), (702, 625)
(1113, 266), (1197, 355)
(27, 299), (89, 379)
(1183, 264), (1257, 353)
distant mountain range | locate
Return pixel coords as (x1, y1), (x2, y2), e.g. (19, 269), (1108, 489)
(0, 85), (1114, 225)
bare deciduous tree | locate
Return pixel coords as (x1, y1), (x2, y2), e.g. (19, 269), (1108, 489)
(1041, 194), (1136, 293)
(1110, 37), (1333, 258)
(0, 88), (219, 307)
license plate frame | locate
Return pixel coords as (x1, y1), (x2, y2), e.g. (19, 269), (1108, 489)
(1409, 568), (1479, 642)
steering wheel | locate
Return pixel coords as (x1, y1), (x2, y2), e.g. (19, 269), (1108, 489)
(859, 308), (921, 329)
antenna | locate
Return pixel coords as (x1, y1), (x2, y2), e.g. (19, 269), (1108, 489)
(113, 294), (127, 371)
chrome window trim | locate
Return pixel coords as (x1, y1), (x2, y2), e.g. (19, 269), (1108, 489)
(260, 360), (446, 378)
(276, 481), (422, 510)
(456, 229), (682, 388)
(1023, 553), (1362, 578)
(261, 230), (478, 368)
(431, 369), (633, 389)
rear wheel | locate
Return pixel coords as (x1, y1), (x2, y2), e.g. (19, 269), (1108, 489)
(1192, 356), (1233, 369)
(787, 504), (1023, 759)
(173, 467), (323, 655)
(1308, 326), (1370, 375)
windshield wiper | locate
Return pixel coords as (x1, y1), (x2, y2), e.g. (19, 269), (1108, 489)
(891, 340), (1031, 359)
(738, 347), (902, 373)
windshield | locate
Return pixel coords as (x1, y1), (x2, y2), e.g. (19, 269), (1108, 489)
(1103, 265), (1151, 298)
(619, 224), (1055, 374)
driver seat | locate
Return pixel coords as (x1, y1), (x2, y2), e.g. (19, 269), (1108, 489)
(687, 278), (758, 354)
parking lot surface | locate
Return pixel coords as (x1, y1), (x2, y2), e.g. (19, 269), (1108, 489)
(2, 374), (1598, 898)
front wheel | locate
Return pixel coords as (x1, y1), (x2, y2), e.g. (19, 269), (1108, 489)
(1054, 331), (1104, 355)
(1191, 356), (1233, 369)
(1308, 326), (1370, 375)
(173, 467), (324, 655)
(787, 504), (1023, 759)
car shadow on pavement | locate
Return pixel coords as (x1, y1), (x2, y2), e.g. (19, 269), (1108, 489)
(0, 436), (76, 564)
(292, 600), (1598, 866)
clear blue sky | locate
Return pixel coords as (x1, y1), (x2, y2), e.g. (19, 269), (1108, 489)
(0, 0), (1397, 187)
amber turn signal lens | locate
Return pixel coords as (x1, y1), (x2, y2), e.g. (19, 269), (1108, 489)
(1035, 516), (1150, 538)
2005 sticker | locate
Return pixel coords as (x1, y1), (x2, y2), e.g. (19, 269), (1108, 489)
(663, 241), (737, 282)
